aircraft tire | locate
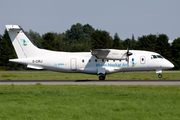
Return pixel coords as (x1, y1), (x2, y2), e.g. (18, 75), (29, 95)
(99, 76), (105, 80)
(158, 74), (162, 78)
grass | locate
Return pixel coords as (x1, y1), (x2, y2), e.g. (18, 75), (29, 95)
(0, 71), (180, 80)
(0, 85), (180, 120)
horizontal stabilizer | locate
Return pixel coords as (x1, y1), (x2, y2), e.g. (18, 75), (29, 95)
(27, 65), (44, 70)
(9, 59), (44, 69)
(6, 25), (21, 31)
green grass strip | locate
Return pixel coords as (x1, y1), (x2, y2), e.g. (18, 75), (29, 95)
(0, 71), (180, 80)
(0, 85), (180, 120)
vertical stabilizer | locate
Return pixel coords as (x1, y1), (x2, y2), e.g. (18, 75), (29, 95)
(6, 25), (39, 58)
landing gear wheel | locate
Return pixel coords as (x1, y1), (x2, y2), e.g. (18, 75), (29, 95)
(158, 74), (162, 78)
(99, 76), (105, 80)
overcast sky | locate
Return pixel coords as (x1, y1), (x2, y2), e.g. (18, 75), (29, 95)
(1, 0), (180, 40)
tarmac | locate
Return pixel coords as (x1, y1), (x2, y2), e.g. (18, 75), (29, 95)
(0, 80), (180, 85)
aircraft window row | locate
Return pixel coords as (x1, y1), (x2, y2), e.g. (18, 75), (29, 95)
(87, 59), (125, 63)
(93, 59), (123, 62)
(151, 55), (163, 59)
(83, 59), (93, 63)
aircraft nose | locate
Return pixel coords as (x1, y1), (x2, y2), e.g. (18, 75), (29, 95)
(166, 60), (174, 69)
(160, 59), (174, 69)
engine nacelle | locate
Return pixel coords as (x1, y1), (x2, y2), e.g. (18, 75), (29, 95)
(91, 49), (127, 60)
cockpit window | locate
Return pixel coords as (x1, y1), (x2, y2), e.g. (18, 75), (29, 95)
(151, 55), (163, 59)
(151, 55), (157, 59)
(157, 55), (163, 59)
(151, 55), (153, 59)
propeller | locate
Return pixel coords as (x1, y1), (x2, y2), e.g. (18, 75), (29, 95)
(126, 40), (133, 67)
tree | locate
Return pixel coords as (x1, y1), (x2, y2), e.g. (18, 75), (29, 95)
(42, 32), (56, 50)
(91, 30), (113, 49)
(27, 29), (43, 48)
(64, 23), (95, 52)
(0, 34), (3, 67)
(155, 34), (170, 59)
(53, 32), (65, 51)
(137, 34), (156, 51)
(65, 23), (84, 43)
(130, 34), (137, 50)
(170, 38), (180, 69)
(0, 30), (19, 70)
(83, 24), (95, 37)
(122, 38), (131, 50)
(113, 33), (123, 49)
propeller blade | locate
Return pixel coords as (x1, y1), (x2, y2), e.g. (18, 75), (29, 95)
(126, 39), (133, 67)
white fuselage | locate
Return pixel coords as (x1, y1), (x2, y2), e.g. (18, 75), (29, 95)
(10, 50), (174, 75)
(6, 25), (174, 80)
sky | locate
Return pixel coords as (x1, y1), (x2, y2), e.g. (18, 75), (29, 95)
(1, 0), (180, 40)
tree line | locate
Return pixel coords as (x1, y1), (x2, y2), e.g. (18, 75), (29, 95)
(0, 23), (180, 70)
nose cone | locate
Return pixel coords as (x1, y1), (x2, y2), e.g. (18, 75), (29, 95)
(169, 61), (174, 69)
(164, 60), (174, 69)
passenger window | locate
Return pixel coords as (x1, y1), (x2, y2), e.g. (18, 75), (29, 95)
(113, 60), (115, 62)
(107, 60), (109, 62)
(89, 59), (91, 62)
(82, 60), (84, 63)
(140, 56), (145, 64)
(132, 58), (134, 61)
(102, 59), (104, 62)
(95, 59), (97, 62)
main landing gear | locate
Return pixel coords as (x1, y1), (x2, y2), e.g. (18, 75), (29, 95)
(99, 75), (106, 80)
(158, 74), (162, 78)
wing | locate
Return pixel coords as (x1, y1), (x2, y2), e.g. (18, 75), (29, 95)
(91, 49), (127, 60)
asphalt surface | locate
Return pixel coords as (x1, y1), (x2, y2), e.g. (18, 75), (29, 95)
(0, 80), (180, 85)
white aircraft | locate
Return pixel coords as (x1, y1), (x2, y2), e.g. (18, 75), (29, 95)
(6, 25), (174, 80)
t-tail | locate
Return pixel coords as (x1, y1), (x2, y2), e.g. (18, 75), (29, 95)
(6, 25), (49, 69)
(6, 25), (40, 58)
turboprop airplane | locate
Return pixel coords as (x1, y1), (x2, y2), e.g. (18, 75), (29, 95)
(5, 25), (174, 80)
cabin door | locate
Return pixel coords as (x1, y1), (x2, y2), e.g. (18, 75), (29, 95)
(71, 58), (77, 71)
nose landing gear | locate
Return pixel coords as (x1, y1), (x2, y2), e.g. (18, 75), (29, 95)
(158, 74), (162, 78)
(156, 70), (162, 78)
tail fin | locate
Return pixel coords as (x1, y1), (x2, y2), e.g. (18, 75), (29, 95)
(6, 25), (39, 58)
